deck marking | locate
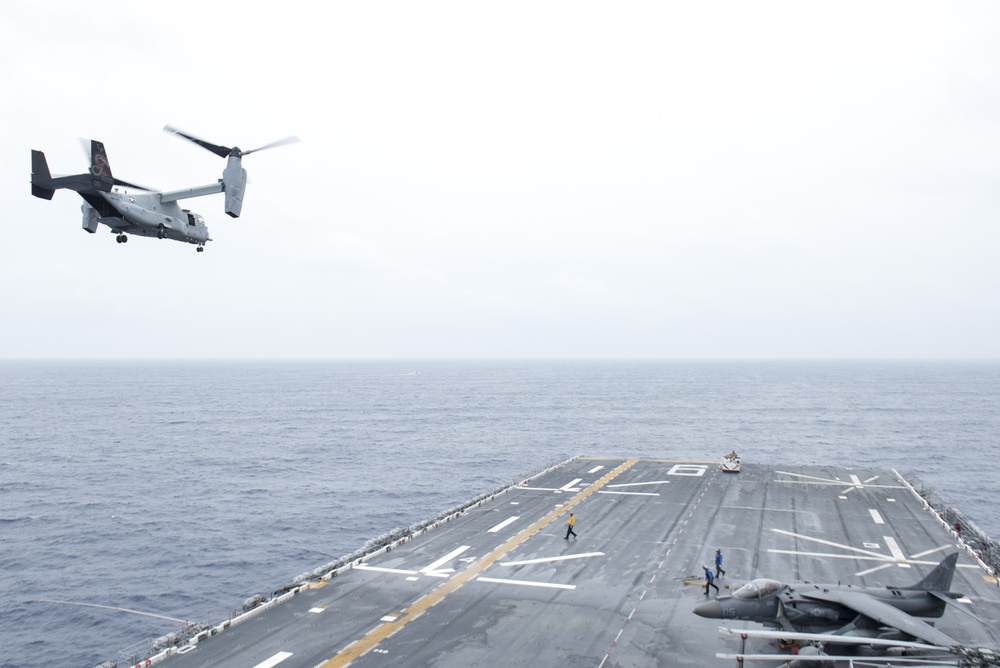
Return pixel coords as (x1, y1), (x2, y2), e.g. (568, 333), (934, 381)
(868, 509), (885, 525)
(769, 548), (978, 571)
(771, 529), (888, 559)
(380, 615), (399, 622)
(588, 465), (605, 473)
(909, 545), (950, 559)
(501, 552), (604, 567)
(420, 545), (471, 574)
(488, 516), (520, 533)
(856, 563), (893, 577)
(776, 470), (844, 483)
(477, 577), (576, 590)
(317, 459), (638, 667)
(598, 490), (659, 497)
(776, 471), (903, 492)
(883, 536), (910, 565)
(667, 464), (707, 476)
(560, 478), (583, 491)
(252, 651), (293, 668)
(607, 480), (670, 488)
(356, 564), (448, 578)
(309, 607), (327, 613)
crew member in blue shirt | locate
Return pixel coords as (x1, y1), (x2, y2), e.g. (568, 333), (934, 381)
(715, 548), (726, 577)
(703, 564), (719, 595)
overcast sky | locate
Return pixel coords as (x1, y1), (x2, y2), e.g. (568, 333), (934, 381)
(2, 1), (998, 359)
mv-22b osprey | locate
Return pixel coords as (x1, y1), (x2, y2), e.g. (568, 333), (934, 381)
(30, 127), (298, 252)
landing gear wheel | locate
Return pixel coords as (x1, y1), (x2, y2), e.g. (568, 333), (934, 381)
(196, 246), (204, 253)
(157, 224), (166, 239)
(116, 234), (128, 244)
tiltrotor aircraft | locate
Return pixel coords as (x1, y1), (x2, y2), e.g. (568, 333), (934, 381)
(693, 553), (980, 648)
(30, 127), (298, 252)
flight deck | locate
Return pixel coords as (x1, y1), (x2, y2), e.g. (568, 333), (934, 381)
(154, 459), (1000, 667)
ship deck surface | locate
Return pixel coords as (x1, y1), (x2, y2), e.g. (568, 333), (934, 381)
(158, 459), (1000, 667)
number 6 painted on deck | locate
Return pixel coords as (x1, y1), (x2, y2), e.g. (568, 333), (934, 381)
(667, 464), (707, 476)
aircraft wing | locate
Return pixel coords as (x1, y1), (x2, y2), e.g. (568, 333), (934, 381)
(718, 626), (948, 651)
(801, 588), (959, 647)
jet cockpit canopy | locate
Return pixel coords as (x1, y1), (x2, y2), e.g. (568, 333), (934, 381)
(732, 578), (783, 600)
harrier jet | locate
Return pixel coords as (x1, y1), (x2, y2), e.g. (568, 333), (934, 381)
(693, 553), (977, 648)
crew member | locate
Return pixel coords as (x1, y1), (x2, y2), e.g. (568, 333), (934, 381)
(704, 564), (719, 595)
(565, 512), (578, 540)
(715, 548), (726, 577)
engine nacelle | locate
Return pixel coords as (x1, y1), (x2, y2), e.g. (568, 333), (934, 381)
(223, 155), (247, 218)
(81, 203), (100, 233)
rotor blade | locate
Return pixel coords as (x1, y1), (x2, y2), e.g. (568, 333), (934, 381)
(241, 135), (301, 156)
(113, 178), (155, 191)
(77, 137), (93, 162)
(163, 125), (232, 158)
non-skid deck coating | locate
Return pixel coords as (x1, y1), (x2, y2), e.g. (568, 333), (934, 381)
(159, 459), (1000, 667)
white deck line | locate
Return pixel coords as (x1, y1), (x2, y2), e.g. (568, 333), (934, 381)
(607, 480), (670, 488)
(357, 564), (424, 576)
(598, 490), (659, 497)
(251, 651), (293, 668)
(501, 552), (604, 567)
(884, 536), (910, 566)
(420, 545), (471, 574)
(488, 516), (520, 533)
(477, 577), (576, 590)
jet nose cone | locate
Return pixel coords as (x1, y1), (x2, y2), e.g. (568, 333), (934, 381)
(693, 600), (723, 618)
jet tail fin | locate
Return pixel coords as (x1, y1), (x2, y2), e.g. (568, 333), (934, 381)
(902, 553), (958, 591)
(31, 150), (55, 199)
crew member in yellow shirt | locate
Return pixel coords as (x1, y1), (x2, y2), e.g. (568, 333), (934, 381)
(565, 512), (577, 539)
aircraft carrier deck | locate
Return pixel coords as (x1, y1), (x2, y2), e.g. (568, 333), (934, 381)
(152, 458), (1000, 667)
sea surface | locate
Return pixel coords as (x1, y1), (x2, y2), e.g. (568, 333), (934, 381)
(1, 360), (997, 668)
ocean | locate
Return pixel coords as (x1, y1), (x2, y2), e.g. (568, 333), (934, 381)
(1, 360), (997, 668)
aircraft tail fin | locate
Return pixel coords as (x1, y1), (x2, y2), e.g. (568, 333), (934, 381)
(89, 140), (114, 193)
(31, 150), (55, 199)
(903, 553), (958, 591)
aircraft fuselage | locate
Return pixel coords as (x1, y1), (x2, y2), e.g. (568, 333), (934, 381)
(83, 190), (210, 246)
(696, 583), (947, 631)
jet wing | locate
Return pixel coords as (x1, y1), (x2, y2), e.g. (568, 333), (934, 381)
(801, 588), (958, 647)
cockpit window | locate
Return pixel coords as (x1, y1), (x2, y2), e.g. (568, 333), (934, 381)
(732, 578), (783, 600)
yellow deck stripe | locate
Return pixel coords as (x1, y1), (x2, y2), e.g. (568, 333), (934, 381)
(318, 459), (638, 667)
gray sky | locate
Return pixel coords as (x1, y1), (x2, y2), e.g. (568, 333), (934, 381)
(3, 1), (998, 359)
